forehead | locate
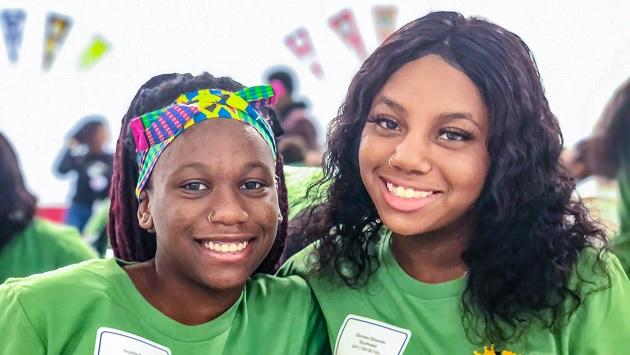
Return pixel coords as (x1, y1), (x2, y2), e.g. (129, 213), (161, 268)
(153, 119), (275, 176)
(375, 54), (487, 125)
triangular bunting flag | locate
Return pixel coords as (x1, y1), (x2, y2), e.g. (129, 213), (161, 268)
(79, 35), (110, 69)
(42, 12), (72, 70)
(1, 9), (26, 63)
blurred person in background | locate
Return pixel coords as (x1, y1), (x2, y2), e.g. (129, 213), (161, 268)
(563, 78), (630, 276)
(55, 116), (113, 232)
(266, 67), (298, 115)
(266, 67), (323, 166)
(0, 132), (96, 284)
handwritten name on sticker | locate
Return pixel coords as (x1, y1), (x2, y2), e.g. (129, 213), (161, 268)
(334, 314), (411, 355)
(94, 327), (171, 355)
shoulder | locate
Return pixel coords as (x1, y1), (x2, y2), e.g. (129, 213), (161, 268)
(245, 273), (319, 314)
(277, 242), (319, 278)
(0, 259), (116, 303)
(572, 247), (626, 291)
(28, 218), (79, 238)
(560, 248), (630, 351)
(29, 218), (97, 258)
(247, 273), (311, 298)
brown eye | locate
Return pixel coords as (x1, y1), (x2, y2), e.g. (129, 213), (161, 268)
(240, 181), (265, 190)
(368, 114), (400, 131)
(183, 182), (208, 191)
(378, 119), (399, 130)
(437, 128), (473, 141)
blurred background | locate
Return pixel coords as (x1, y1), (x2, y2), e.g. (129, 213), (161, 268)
(1, 0), (629, 210)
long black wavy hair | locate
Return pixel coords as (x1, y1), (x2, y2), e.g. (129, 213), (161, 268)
(109, 73), (288, 274)
(0, 133), (37, 250)
(302, 11), (609, 344)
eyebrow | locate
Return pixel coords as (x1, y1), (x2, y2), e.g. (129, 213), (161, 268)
(438, 112), (482, 130)
(241, 161), (273, 174)
(373, 95), (407, 115)
(176, 161), (272, 174)
(375, 95), (482, 130)
(176, 162), (206, 172)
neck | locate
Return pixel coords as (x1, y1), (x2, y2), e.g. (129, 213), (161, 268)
(124, 259), (242, 325)
(390, 216), (474, 283)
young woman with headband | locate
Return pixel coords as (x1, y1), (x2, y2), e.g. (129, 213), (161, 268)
(0, 73), (329, 354)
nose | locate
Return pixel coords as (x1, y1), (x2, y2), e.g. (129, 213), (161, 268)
(207, 188), (249, 225)
(389, 134), (433, 174)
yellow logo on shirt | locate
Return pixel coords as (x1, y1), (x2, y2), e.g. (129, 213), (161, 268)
(474, 344), (520, 355)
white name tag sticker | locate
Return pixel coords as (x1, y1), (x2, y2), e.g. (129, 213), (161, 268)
(334, 314), (411, 355)
(94, 327), (171, 355)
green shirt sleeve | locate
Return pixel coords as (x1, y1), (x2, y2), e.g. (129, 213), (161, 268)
(277, 243), (314, 278)
(612, 159), (630, 276)
(50, 222), (99, 266)
(284, 166), (326, 219)
(304, 289), (332, 355)
(0, 284), (46, 354)
(566, 253), (630, 353)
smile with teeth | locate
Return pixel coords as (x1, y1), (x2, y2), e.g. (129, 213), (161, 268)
(202, 240), (249, 253)
(386, 181), (434, 199)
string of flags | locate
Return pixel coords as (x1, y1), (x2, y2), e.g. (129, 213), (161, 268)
(285, 28), (324, 79)
(0, 9), (110, 70)
(284, 5), (398, 79)
(372, 6), (398, 43)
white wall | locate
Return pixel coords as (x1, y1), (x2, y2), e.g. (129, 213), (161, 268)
(1, 0), (629, 205)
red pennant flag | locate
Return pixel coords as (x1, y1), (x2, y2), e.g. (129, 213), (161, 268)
(42, 12), (72, 70)
(328, 8), (367, 60)
(285, 27), (324, 79)
(372, 6), (398, 43)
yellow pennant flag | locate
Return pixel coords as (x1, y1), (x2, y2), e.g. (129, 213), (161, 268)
(42, 12), (72, 70)
(79, 35), (110, 69)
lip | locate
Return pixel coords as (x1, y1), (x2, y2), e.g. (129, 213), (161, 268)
(378, 177), (441, 212)
(194, 235), (256, 264)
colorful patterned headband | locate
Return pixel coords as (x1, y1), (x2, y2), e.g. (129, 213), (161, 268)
(130, 85), (277, 198)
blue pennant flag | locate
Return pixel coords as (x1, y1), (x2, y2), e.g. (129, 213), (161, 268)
(1, 9), (26, 63)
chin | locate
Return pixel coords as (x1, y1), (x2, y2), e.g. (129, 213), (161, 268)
(380, 213), (432, 237)
(202, 274), (250, 293)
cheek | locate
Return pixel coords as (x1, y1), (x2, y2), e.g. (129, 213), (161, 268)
(359, 131), (388, 173)
(154, 208), (187, 236)
(254, 196), (281, 230)
(446, 150), (489, 195)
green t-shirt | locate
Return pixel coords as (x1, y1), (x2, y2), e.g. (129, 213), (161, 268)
(0, 258), (330, 354)
(612, 157), (630, 276)
(0, 218), (97, 284)
(284, 166), (325, 219)
(279, 229), (630, 354)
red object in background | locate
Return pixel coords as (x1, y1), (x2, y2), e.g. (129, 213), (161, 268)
(329, 8), (367, 60)
(284, 27), (324, 79)
(36, 206), (66, 223)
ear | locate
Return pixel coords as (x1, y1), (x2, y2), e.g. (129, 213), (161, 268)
(136, 191), (155, 232)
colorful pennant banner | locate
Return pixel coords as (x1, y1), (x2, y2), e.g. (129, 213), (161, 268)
(42, 12), (72, 70)
(372, 5), (397, 43)
(285, 27), (323, 79)
(1, 9), (26, 63)
(329, 8), (367, 60)
(79, 35), (110, 69)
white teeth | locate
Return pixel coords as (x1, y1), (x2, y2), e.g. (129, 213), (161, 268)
(386, 181), (433, 199)
(203, 240), (248, 253)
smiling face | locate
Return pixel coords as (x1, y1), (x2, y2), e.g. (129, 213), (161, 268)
(138, 119), (279, 292)
(359, 54), (490, 237)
